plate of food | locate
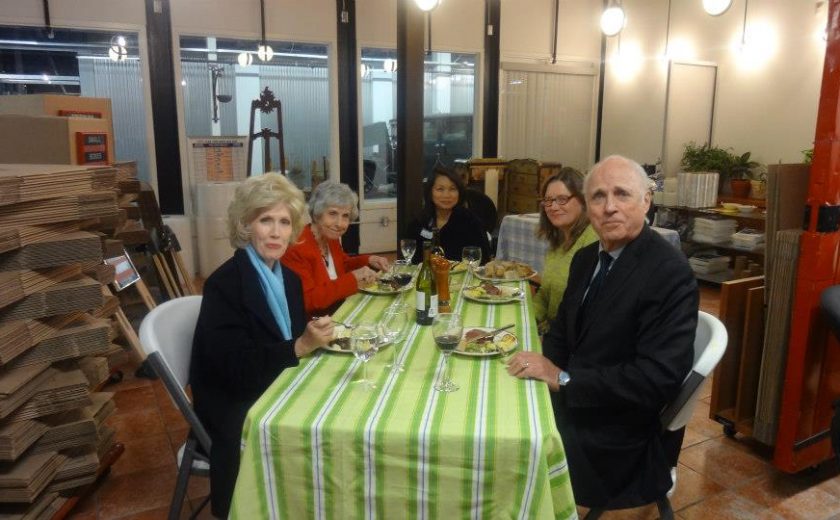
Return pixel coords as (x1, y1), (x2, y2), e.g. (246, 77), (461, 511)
(359, 274), (413, 295)
(463, 282), (523, 303)
(455, 327), (518, 357)
(474, 260), (536, 282)
(449, 260), (468, 274)
(320, 325), (391, 354)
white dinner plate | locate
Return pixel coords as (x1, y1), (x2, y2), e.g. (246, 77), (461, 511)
(463, 284), (523, 304)
(320, 325), (393, 354)
(455, 327), (518, 357)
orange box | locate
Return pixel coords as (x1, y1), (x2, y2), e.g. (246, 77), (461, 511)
(0, 114), (112, 165)
(0, 94), (115, 162)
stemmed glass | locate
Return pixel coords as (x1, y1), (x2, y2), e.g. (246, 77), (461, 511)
(380, 303), (409, 372)
(462, 246), (482, 276)
(432, 313), (462, 393)
(400, 239), (417, 262)
(351, 322), (380, 390)
(390, 260), (414, 288)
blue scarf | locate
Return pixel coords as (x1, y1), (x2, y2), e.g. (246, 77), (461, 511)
(244, 244), (292, 340)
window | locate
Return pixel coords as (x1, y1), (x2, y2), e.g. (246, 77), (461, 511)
(0, 26), (152, 182)
(179, 36), (331, 190)
(360, 48), (477, 201)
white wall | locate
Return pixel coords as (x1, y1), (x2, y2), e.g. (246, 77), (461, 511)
(0, 0), (145, 27)
(599, 0), (826, 171)
(501, 0), (602, 63)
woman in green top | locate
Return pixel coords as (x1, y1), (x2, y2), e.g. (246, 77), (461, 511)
(533, 168), (599, 333)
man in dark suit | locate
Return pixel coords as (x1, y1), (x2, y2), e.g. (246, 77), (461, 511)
(508, 155), (698, 510)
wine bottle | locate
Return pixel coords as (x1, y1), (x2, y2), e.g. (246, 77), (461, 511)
(415, 241), (438, 325)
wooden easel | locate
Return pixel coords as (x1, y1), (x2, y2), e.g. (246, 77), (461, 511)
(246, 86), (286, 175)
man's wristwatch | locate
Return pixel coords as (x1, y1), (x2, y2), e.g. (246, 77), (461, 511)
(557, 370), (571, 387)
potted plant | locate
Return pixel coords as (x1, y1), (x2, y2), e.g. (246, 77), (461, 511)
(727, 151), (760, 198)
(680, 142), (732, 176)
(748, 165), (767, 200)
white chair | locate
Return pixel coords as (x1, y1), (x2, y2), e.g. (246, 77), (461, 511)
(138, 296), (210, 520)
(585, 311), (728, 520)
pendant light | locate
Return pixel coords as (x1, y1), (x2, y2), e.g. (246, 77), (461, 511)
(600, 0), (626, 37)
(415, 0), (441, 11)
(108, 35), (128, 62)
(703, 0), (732, 16)
(257, 0), (273, 62)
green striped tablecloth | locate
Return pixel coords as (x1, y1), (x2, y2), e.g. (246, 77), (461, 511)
(230, 273), (576, 519)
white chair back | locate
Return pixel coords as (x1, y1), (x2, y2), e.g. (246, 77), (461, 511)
(138, 295), (203, 390)
(661, 311), (728, 431)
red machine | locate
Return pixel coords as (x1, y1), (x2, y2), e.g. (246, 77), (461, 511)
(773, 0), (840, 472)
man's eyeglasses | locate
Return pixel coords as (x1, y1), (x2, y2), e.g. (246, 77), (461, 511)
(540, 195), (573, 207)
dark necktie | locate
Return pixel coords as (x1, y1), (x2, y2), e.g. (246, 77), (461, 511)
(580, 251), (613, 321)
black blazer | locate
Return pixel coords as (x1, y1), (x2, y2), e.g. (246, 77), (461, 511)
(190, 248), (306, 517)
(407, 205), (492, 263)
(544, 225), (698, 508)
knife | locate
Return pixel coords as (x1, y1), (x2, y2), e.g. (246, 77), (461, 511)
(465, 323), (515, 343)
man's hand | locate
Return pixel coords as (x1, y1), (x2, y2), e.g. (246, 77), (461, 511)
(506, 352), (562, 392)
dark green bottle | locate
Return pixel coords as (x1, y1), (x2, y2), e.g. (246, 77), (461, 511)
(415, 241), (438, 325)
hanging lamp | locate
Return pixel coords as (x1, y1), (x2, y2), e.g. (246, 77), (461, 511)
(257, 0), (273, 62)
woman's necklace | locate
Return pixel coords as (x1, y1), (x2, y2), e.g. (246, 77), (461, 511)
(313, 226), (330, 264)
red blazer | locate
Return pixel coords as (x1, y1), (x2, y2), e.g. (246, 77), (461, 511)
(281, 224), (370, 317)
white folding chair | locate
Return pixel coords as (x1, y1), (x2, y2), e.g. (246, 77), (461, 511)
(138, 295), (210, 520)
(585, 311), (728, 520)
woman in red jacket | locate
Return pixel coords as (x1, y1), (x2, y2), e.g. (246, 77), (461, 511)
(282, 181), (390, 317)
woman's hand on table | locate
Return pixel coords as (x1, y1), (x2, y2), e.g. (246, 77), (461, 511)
(368, 255), (390, 272)
(352, 266), (378, 286)
(295, 316), (334, 358)
(506, 352), (562, 391)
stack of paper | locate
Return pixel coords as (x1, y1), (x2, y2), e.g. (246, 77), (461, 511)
(5, 370), (91, 423)
(0, 452), (65, 503)
(0, 366), (53, 420)
(8, 317), (110, 369)
(689, 252), (731, 274)
(677, 172), (720, 208)
(0, 278), (102, 324)
(692, 218), (738, 244)
(732, 228), (765, 251)
(0, 232), (101, 272)
(0, 421), (48, 462)
(46, 451), (98, 492)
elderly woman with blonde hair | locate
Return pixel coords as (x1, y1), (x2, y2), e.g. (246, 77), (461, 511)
(282, 180), (390, 317)
(190, 173), (334, 518)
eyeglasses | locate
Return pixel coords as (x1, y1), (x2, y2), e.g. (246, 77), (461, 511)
(540, 195), (573, 207)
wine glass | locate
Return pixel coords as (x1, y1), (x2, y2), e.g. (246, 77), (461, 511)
(390, 260), (414, 288)
(400, 239), (417, 262)
(462, 246), (482, 275)
(351, 322), (380, 390)
(432, 313), (462, 393)
(380, 303), (409, 372)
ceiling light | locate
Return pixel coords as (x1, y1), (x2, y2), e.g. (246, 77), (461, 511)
(257, 44), (273, 62)
(108, 35), (128, 62)
(600, 5), (626, 36)
(237, 51), (254, 67)
(383, 59), (397, 73)
(415, 0), (441, 11)
(257, 0), (272, 62)
(360, 63), (369, 78)
(703, 0), (732, 16)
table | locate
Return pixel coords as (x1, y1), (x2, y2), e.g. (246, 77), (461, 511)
(496, 213), (681, 272)
(229, 273), (577, 519)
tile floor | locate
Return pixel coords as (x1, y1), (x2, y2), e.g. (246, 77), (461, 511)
(66, 283), (840, 520)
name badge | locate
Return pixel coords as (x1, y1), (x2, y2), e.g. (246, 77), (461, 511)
(420, 228), (434, 240)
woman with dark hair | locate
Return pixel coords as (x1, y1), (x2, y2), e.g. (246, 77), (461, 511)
(406, 167), (491, 264)
(190, 173), (334, 517)
(533, 167), (599, 333)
